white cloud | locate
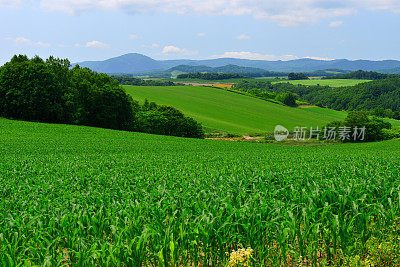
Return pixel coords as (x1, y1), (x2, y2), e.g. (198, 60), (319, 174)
(7, 37), (50, 47)
(162, 46), (181, 54)
(85, 40), (109, 48)
(152, 43), (160, 48)
(212, 51), (299, 61)
(197, 32), (206, 37)
(236, 34), (250, 40)
(162, 45), (198, 55)
(303, 56), (333, 61)
(211, 51), (333, 61)
(38, 0), (400, 26)
(129, 34), (139, 39)
(0, 0), (22, 7)
(329, 21), (343, 27)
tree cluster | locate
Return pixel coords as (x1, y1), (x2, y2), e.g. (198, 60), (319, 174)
(325, 111), (392, 142)
(177, 72), (244, 80)
(233, 81), (299, 106)
(168, 65), (289, 77)
(288, 73), (308, 80)
(324, 70), (398, 80)
(275, 92), (298, 107)
(0, 55), (204, 138)
(112, 76), (182, 86)
(136, 100), (204, 138)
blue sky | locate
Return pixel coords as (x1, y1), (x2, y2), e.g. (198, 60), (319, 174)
(1, 0), (400, 65)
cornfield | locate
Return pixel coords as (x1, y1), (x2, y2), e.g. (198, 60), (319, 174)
(1, 118), (400, 266)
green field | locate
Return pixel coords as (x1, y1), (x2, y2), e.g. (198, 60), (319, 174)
(1, 118), (400, 265)
(124, 85), (348, 134)
(163, 77), (283, 84)
(164, 78), (367, 87)
(272, 79), (370, 87)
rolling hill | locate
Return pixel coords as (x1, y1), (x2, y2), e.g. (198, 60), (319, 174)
(75, 53), (400, 74)
(124, 85), (349, 134)
(74, 53), (165, 73)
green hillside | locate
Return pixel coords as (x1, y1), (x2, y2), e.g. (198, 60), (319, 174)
(2, 118), (400, 265)
(124, 85), (348, 134)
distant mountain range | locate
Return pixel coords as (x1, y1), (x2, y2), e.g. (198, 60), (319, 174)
(74, 53), (400, 75)
(141, 64), (290, 78)
(169, 64), (268, 74)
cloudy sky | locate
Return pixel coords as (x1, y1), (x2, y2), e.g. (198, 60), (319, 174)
(0, 0), (399, 64)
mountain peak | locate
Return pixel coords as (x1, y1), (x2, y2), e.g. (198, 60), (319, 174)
(74, 53), (400, 74)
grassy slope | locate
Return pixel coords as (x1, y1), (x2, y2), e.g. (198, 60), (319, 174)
(1, 118), (400, 265)
(124, 85), (348, 134)
(273, 79), (371, 87)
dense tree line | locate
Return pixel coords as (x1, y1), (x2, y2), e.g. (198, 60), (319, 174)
(0, 55), (204, 138)
(232, 81), (277, 100)
(288, 73), (308, 80)
(241, 72), (288, 78)
(234, 78), (400, 119)
(177, 72), (244, 80)
(324, 70), (399, 80)
(307, 69), (351, 77)
(301, 78), (400, 118)
(232, 81), (299, 107)
(112, 76), (183, 86)
(166, 65), (290, 77)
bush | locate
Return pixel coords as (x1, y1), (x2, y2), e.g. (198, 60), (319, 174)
(382, 127), (400, 140)
(137, 101), (204, 138)
(288, 72), (308, 80)
(325, 111), (392, 142)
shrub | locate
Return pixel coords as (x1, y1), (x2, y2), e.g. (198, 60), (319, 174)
(137, 101), (204, 138)
(325, 111), (392, 142)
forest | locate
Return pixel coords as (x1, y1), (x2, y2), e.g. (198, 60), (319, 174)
(234, 78), (400, 120)
(324, 70), (399, 80)
(112, 76), (182, 86)
(177, 72), (244, 80)
(288, 72), (308, 80)
(0, 55), (203, 138)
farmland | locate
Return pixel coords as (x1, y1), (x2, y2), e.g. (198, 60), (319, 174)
(272, 79), (370, 87)
(1, 118), (400, 265)
(124, 85), (348, 134)
(167, 77), (283, 84)
(162, 78), (367, 88)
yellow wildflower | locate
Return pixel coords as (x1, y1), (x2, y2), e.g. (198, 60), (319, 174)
(228, 247), (254, 267)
